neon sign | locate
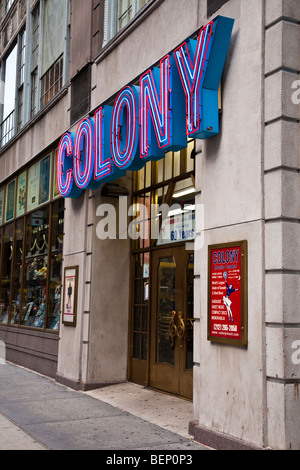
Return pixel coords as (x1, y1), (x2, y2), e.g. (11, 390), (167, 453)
(57, 16), (234, 199)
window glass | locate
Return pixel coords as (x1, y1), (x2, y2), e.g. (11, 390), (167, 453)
(21, 208), (49, 328)
(0, 224), (13, 324)
(3, 45), (17, 121)
(16, 172), (26, 217)
(0, 189), (4, 226)
(41, 0), (67, 76)
(5, 179), (16, 223)
(27, 155), (51, 212)
(31, 68), (38, 118)
(0, 146), (64, 332)
(118, 0), (133, 31)
(5, 0), (13, 13)
(104, 0), (151, 44)
(10, 220), (24, 325)
(1, 45), (17, 146)
(47, 199), (64, 330)
(41, 55), (63, 107)
(31, 5), (40, 71)
(132, 253), (149, 360)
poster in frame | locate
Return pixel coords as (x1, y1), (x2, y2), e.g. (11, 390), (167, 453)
(0, 188), (4, 226)
(207, 241), (248, 347)
(62, 266), (78, 327)
(5, 179), (16, 223)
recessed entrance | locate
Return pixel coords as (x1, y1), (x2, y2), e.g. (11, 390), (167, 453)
(129, 141), (195, 400)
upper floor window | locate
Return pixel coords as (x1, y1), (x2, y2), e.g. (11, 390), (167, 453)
(103, 0), (151, 46)
(1, 44), (17, 146)
(5, 0), (13, 14)
(0, 0), (70, 147)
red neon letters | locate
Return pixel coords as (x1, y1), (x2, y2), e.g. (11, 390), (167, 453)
(57, 16), (234, 198)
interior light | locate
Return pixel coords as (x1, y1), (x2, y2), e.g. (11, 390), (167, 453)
(173, 187), (195, 199)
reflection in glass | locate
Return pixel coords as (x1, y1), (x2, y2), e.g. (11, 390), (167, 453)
(10, 220), (24, 325)
(186, 255), (194, 370)
(0, 224), (13, 324)
(156, 257), (175, 365)
(21, 208), (49, 328)
(47, 199), (64, 329)
(132, 253), (149, 361)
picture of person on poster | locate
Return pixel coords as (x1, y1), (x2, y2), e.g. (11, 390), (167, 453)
(223, 272), (239, 323)
(67, 281), (73, 310)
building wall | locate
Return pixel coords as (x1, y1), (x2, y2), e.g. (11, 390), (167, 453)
(191, 0), (300, 450)
(193, 0), (266, 448)
(263, 0), (300, 450)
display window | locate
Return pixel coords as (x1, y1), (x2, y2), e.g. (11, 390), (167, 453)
(0, 149), (64, 332)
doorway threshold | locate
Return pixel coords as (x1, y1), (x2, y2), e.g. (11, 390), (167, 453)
(85, 382), (194, 440)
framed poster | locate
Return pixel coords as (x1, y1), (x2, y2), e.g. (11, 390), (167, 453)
(27, 154), (51, 212)
(39, 154), (51, 205)
(16, 171), (27, 217)
(62, 266), (78, 327)
(5, 179), (16, 222)
(0, 189), (4, 226)
(27, 161), (40, 212)
(208, 241), (248, 347)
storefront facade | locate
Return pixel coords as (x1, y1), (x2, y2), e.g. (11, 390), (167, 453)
(0, 0), (299, 451)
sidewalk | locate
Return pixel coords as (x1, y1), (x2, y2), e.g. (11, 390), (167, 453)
(0, 362), (208, 451)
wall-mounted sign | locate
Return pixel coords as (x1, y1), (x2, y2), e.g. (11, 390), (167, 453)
(56, 16), (234, 199)
(62, 266), (78, 327)
(208, 241), (248, 347)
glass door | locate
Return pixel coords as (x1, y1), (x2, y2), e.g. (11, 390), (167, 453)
(150, 246), (194, 399)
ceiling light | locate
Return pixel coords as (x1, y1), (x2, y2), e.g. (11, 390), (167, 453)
(173, 187), (195, 199)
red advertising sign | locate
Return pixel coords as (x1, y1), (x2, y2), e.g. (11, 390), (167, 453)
(208, 241), (248, 347)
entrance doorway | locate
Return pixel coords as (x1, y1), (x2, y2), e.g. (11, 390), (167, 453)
(150, 246), (194, 399)
(129, 141), (195, 400)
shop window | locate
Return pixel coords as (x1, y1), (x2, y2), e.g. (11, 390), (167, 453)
(21, 207), (49, 328)
(10, 220), (24, 325)
(47, 199), (64, 330)
(0, 151), (64, 332)
(0, 224), (13, 324)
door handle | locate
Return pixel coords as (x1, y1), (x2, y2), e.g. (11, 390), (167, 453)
(177, 312), (185, 349)
(169, 311), (185, 348)
(169, 311), (177, 348)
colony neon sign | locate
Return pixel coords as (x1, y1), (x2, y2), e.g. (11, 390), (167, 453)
(57, 16), (234, 199)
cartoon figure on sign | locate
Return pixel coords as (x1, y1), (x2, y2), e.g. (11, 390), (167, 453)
(222, 272), (238, 323)
(67, 282), (72, 310)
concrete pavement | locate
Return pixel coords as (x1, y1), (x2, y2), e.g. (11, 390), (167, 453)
(0, 362), (208, 451)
